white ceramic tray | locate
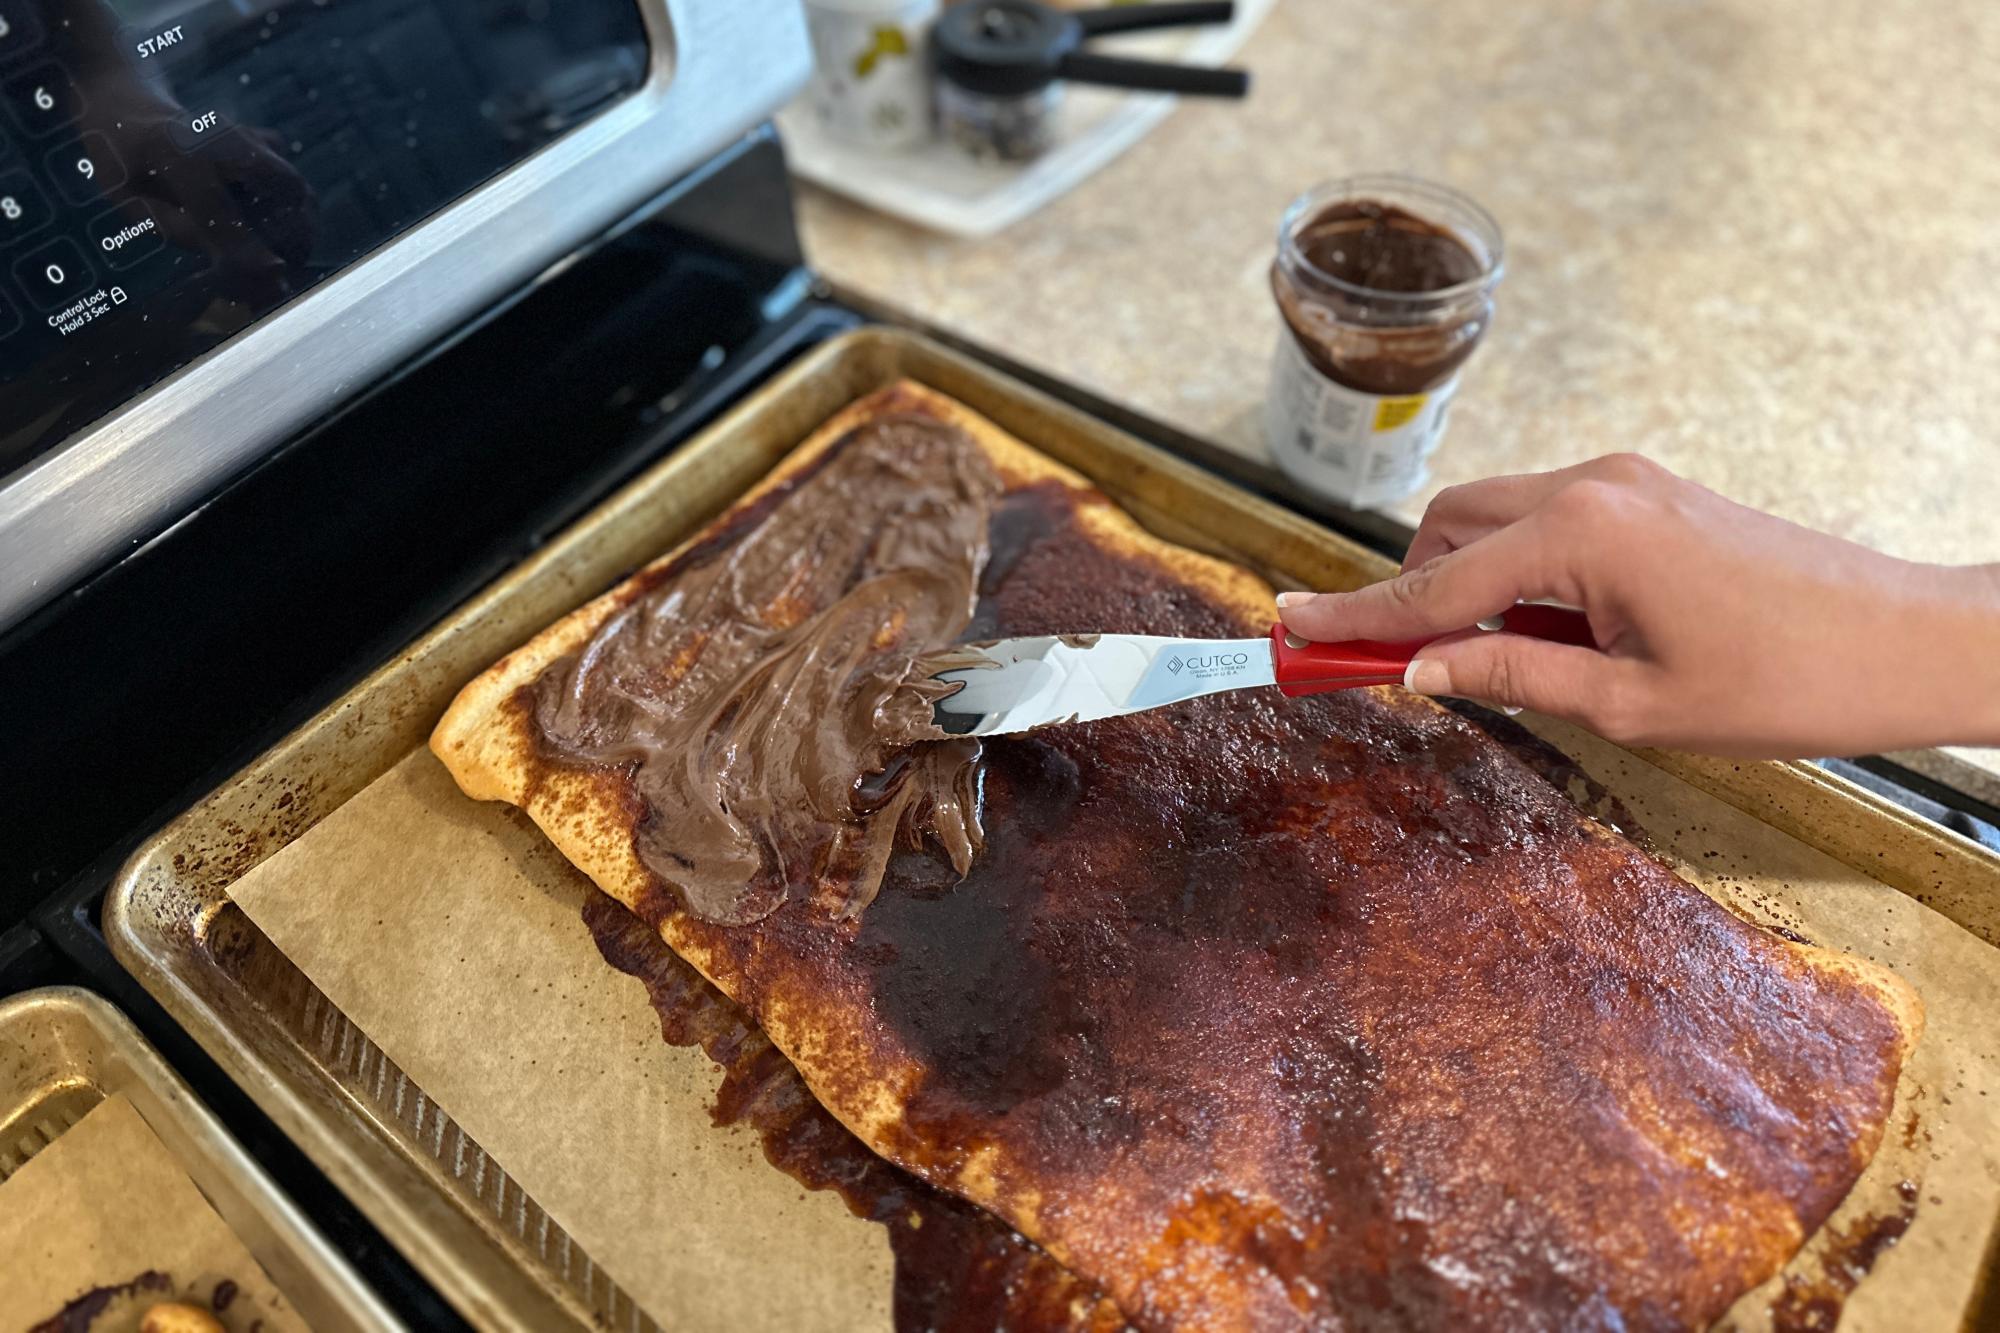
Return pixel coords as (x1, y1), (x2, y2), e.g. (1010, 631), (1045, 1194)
(780, 0), (1275, 237)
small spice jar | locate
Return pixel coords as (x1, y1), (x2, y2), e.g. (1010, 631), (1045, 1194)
(1264, 174), (1504, 508)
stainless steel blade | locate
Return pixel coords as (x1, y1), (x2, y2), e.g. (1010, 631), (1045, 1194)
(930, 633), (1275, 737)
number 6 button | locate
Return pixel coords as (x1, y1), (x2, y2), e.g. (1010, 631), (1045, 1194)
(3, 63), (85, 138)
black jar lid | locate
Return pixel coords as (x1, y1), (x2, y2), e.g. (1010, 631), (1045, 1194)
(933, 1), (1079, 97)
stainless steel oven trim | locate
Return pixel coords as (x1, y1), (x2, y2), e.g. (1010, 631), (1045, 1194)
(0, 0), (811, 632)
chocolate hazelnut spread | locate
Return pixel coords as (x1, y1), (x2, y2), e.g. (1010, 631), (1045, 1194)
(1272, 198), (1492, 396)
(28, 1271), (172, 1333)
(529, 416), (999, 926)
(1264, 175), (1503, 507)
(1297, 200), (1484, 297)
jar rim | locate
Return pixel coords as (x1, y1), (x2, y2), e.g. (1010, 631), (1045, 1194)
(1278, 174), (1505, 305)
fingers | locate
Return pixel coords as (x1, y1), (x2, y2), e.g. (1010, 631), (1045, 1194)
(1401, 454), (1675, 571)
(1403, 471), (1572, 570)
(1280, 514), (1574, 644)
(1405, 633), (1653, 739)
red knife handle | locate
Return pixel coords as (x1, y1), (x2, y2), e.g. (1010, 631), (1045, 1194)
(1269, 604), (1596, 697)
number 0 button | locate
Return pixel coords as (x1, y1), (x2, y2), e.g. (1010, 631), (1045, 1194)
(13, 235), (94, 311)
(46, 133), (125, 203)
(4, 63), (84, 138)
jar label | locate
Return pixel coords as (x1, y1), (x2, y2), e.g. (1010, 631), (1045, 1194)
(1264, 331), (1459, 508)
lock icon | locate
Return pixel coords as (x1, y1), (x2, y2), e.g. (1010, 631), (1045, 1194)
(110, 286), (128, 305)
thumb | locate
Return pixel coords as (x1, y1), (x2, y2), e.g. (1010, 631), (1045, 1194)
(1406, 632), (1643, 737)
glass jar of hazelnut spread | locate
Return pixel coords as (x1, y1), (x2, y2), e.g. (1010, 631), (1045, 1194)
(1265, 175), (1504, 507)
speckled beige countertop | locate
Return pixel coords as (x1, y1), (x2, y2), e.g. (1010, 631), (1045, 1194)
(798, 0), (2000, 787)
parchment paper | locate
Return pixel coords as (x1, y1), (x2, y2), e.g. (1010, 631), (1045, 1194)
(229, 751), (894, 1332)
(228, 735), (2000, 1332)
(0, 1094), (307, 1332)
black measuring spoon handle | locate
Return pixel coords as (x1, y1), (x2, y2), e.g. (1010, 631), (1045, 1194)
(1073, 2), (1238, 37)
(1056, 51), (1251, 97)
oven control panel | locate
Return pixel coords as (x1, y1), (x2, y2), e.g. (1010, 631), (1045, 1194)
(0, 0), (648, 479)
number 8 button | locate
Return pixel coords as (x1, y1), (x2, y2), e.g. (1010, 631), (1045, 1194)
(0, 168), (50, 244)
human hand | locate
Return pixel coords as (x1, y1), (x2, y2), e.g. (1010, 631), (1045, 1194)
(1275, 454), (2000, 758)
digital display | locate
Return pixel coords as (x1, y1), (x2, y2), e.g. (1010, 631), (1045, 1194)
(0, 0), (648, 479)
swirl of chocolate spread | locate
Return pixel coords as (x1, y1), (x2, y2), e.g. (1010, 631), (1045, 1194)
(530, 416), (999, 925)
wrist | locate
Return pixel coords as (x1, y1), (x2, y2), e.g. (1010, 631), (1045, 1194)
(1926, 563), (2000, 748)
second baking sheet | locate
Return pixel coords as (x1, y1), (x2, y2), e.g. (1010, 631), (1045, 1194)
(0, 1095), (309, 1333)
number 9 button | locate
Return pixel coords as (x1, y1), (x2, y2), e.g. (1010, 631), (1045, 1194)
(46, 133), (125, 203)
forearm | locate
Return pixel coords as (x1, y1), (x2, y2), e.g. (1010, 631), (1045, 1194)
(1793, 558), (2000, 758)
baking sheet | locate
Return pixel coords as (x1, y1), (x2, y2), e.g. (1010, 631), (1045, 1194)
(0, 1094), (307, 1332)
(109, 326), (2000, 1331)
(224, 634), (2000, 1325)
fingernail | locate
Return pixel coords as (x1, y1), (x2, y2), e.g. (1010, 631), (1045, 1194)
(1275, 591), (1318, 609)
(1405, 659), (1451, 695)
(1501, 704), (1524, 716)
